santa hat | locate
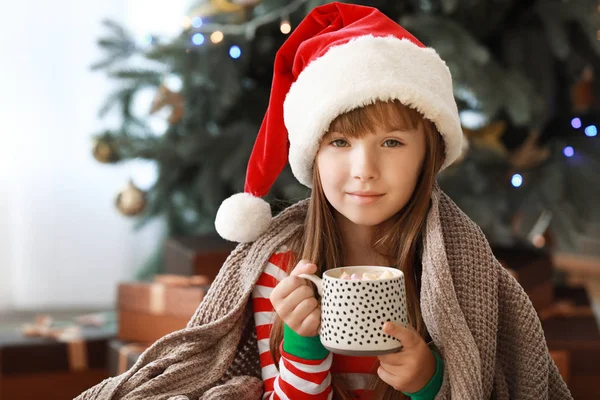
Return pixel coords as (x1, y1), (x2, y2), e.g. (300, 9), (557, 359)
(215, 2), (462, 243)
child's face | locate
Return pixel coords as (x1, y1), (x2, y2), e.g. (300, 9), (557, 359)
(316, 122), (426, 227)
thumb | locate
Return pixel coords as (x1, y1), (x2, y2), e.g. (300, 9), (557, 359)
(383, 322), (420, 349)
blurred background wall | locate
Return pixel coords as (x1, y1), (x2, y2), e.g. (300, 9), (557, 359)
(0, 0), (195, 311)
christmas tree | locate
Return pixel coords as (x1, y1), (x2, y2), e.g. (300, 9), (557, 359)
(91, 0), (600, 276)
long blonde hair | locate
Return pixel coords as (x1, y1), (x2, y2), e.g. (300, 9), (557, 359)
(269, 100), (446, 399)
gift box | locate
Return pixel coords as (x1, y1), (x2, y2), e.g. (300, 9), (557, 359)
(117, 276), (208, 343)
(164, 234), (235, 279)
(107, 339), (148, 377)
(0, 324), (114, 400)
(118, 310), (191, 343)
(541, 286), (600, 400)
(493, 246), (554, 313)
(118, 276), (209, 318)
(552, 252), (600, 286)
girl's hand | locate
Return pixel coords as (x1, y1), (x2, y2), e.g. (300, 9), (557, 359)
(269, 260), (321, 337)
(377, 322), (437, 393)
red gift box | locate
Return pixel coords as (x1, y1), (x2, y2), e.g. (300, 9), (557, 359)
(117, 275), (208, 343)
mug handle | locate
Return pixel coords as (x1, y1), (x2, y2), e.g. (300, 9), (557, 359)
(298, 274), (323, 297)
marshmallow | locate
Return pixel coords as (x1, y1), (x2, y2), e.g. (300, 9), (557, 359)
(337, 269), (395, 281)
(362, 273), (378, 281)
(379, 271), (394, 280)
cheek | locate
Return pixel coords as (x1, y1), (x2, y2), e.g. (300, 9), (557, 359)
(319, 168), (343, 196)
(317, 156), (347, 200)
(385, 156), (423, 201)
(394, 151), (423, 181)
(398, 162), (421, 188)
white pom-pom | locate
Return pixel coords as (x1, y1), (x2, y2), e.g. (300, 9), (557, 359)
(215, 193), (272, 243)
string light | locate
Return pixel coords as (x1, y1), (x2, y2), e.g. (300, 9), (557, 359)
(192, 33), (205, 46)
(192, 17), (203, 28)
(511, 174), (523, 188)
(280, 20), (292, 34)
(211, 31), (224, 44)
(571, 117), (582, 129)
(563, 146), (574, 157)
(229, 45), (242, 59)
(585, 125), (598, 137)
(182, 16), (192, 29)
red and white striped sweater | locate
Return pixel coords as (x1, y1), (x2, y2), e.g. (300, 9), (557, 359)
(252, 247), (379, 400)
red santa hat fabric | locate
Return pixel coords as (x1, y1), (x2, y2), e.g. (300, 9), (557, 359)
(215, 2), (462, 243)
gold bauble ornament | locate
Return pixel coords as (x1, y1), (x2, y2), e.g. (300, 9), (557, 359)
(92, 137), (119, 163)
(115, 180), (147, 216)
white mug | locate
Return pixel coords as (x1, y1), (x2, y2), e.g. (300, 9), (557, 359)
(299, 266), (408, 356)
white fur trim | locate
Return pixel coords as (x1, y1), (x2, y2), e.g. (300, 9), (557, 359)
(215, 193), (272, 243)
(284, 35), (462, 187)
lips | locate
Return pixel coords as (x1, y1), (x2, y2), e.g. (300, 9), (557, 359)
(346, 192), (385, 204)
(347, 191), (384, 196)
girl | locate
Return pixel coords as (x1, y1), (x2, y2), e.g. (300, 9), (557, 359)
(256, 99), (445, 399)
(76, 3), (572, 400)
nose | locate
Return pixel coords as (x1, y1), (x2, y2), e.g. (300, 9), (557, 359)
(350, 146), (379, 181)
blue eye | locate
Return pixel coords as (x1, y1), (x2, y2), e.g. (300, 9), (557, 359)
(383, 139), (402, 147)
(331, 139), (349, 147)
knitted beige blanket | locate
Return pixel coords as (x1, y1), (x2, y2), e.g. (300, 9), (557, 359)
(76, 185), (572, 400)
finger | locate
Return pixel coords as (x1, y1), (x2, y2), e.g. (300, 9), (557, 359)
(383, 322), (421, 349)
(276, 286), (316, 317)
(287, 302), (319, 335)
(297, 308), (321, 336)
(271, 275), (311, 301)
(292, 296), (319, 320)
(290, 260), (317, 277)
(378, 350), (407, 366)
(377, 364), (401, 390)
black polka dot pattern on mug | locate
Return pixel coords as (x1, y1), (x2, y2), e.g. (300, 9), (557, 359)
(319, 270), (407, 351)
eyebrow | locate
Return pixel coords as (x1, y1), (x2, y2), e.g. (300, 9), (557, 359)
(386, 125), (415, 133)
(323, 126), (415, 138)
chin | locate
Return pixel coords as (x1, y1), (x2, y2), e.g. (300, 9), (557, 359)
(342, 210), (391, 227)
